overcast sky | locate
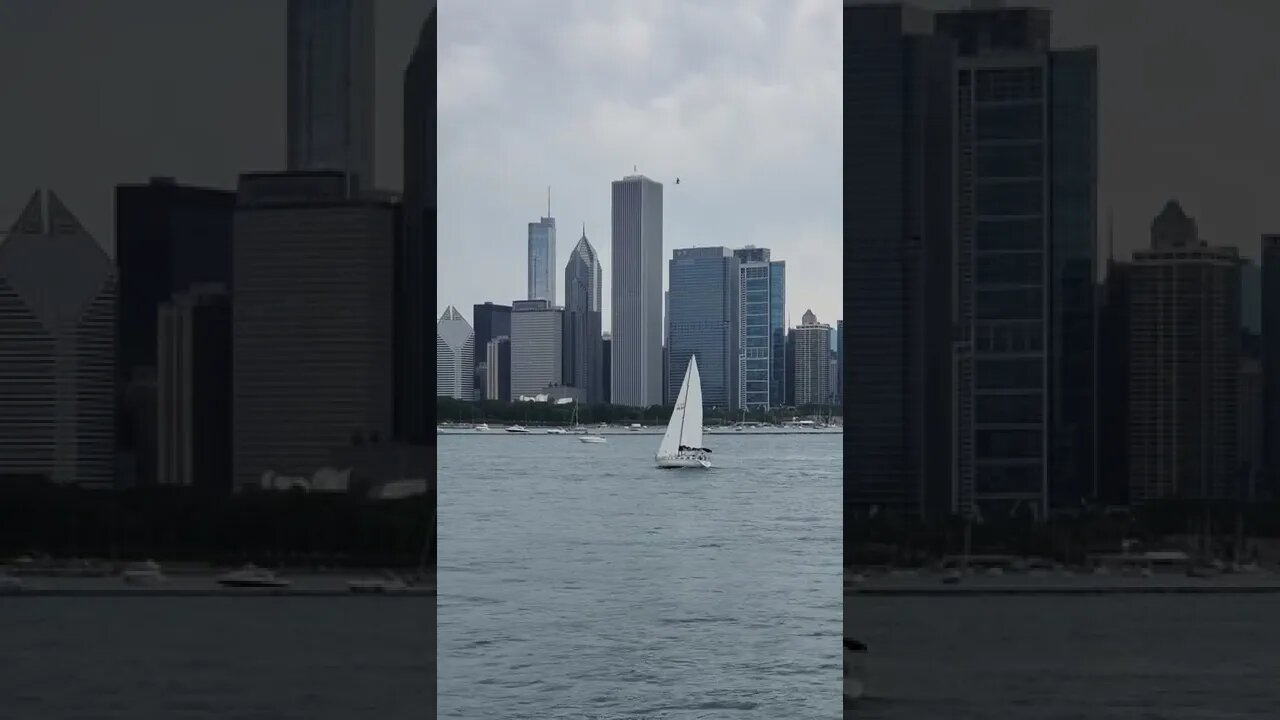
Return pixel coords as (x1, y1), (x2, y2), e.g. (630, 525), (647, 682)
(5, 0), (1280, 326)
(437, 0), (843, 332)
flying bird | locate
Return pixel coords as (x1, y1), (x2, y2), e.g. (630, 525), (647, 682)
(676, 177), (681, 184)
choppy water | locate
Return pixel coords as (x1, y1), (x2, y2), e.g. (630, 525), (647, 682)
(847, 594), (1280, 718)
(437, 432), (842, 719)
(2, 596), (434, 719)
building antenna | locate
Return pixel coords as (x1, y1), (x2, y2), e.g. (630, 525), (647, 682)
(547, 186), (551, 218)
(1107, 207), (1115, 267)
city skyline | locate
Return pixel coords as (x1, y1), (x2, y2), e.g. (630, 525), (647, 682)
(436, 0), (842, 331)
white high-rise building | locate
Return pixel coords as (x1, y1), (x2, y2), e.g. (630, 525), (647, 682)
(510, 299), (564, 398)
(436, 305), (474, 400)
(0, 190), (116, 488)
(610, 174), (663, 407)
(528, 213), (556, 303)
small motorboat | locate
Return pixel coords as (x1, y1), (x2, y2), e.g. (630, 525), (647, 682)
(473, 423), (490, 432)
(579, 435), (607, 444)
(217, 564), (291, 588)
(544, 427), (567, 435)
(505, 425), (531, 434)
(845, 638), (867, 702)
(0, 572), (23, 594)
(121, 559), (166, 586)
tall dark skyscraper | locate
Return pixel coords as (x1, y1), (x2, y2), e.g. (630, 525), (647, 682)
(1098, 257), (1132, 507)
(611, 175), (664, 408)
(473, 302), (512, 400)
(397, 7), (435, 440)
(286, 0), (375, 192)
(564, 230), (603, 403)
(115, 177), (235, 486)
(733, 247), (785, 409)
(1261, 234), (1280, 499)
(935, 4), (1098, 519)
(844, 3), (957, 520)
(667, 247), (740, 411)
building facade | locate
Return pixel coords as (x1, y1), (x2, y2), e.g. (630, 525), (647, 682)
(1129, 201), (1240, 503)
(0, 190), (116, 488)
(1264, 234), (1280, 499)
(610, 175), (664, 408)
(114, 176), (234, 485)
(485, 336), (511, 403)
(528, 215), (556, 303)
(845, 3), (957, 520)
(510, 299), (565, 398)
(157, 285), (231, 492)
(793, 311), (832, 406)
(564, 231), (603, 403)
(231, 171), (396, 489)
(397, 8), (436, 441)
(936, 4), (1098, 519)
(733, 246), (785, 410)
(436, 306), (474, 401)
(472, 302), (511, 400)
(667, 247), (740, 411)
(286, 0), (374, 191)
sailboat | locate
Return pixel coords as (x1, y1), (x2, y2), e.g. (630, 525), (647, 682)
(656, 355), (711, 469)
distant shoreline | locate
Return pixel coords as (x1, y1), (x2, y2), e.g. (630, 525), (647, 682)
(438, 428), (843, 436)
(848, 584), (1280, 596)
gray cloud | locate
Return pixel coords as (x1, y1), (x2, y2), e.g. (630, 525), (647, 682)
(437, 0), (844, 331)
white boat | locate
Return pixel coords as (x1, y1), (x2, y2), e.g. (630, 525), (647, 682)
(505, 425), (531, 434)
(845, 638), (867, 702)
(655, 355), (711, 469)
(579, 435), (607, 444)
(348, 571), (409, 594)
(544, 427), (566, 435)
(473, 423), (489, 431)
(217, 565), (291, 588)
(121, 559), (166, 586)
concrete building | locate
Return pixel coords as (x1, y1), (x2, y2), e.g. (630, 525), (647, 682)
(935, 3), (1099, 519)
(115, 176), (234, 486)
(733, 246), (785, 409)
(0, 190), (116, 488)
(286, 0), (374, 192)
(610, 174), (664, 407)
(436, 306), (474, 401)
(231, 171), (396, 489)
(602, 333), (612, 404)
(510, 299), (565, 398)
(564, 229), (603, 403)
(835, 319), (844, 408)
(397, 7), (435, 441)
(667, 247), (740, 411)
(1098, 259), (1133, 507)
(1240, 356), (1264, 501)
(528, 211), (556, 304)
(157, 285), (231, 492)
(473, 302), (511, 400)
(1129, 201), (1240, 504)
(845, 3), (957, 519)
(1264, 234), (1280, 499)
(793, 310), (833, 406)
(485, 336), (511, 403)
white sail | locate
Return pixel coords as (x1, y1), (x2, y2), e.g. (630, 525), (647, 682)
(657, 360), (691, 459)
(680, 355), (704, 449)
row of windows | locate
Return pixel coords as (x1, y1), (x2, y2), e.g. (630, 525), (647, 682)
(976, 180), (1044, 215)
(976, 219), (1044, 251)
(976, 287), (1044, 320)
(975, 357), (1044, 389)
(976, 252), (1043, 285)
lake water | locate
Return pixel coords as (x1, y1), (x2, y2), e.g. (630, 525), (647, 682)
(847, 594), (1280, 718)
(437, 432), (843, 719)
(2, 596), (434, 719)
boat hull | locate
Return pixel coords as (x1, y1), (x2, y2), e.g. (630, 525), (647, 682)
(579, 436), (606, 444)
(218, 579), (291, 588)
(348, 581), (407, 594)
(656, 456), (711, 469)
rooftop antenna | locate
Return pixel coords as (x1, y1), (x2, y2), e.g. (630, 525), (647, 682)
(633, 164), (637, 173)
(547, 186), (551, 218)
(1107, 207), (1115, 267)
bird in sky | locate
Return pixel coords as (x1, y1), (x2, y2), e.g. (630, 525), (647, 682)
(676, 177), (681, 184)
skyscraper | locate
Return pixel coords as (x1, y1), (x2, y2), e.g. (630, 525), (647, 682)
(472, 302), (511, 399)
(793, 311), (833, 407)
(733, 247), (785, 410)
(485, 336), (511, 403)
(286, 0), (374, 192)
(157, 284), (231, 493)
(510, 299), (564, 398)
(564, 229), (603, 403)
(114, 177), (235, 486)
(231, 171), (396, 489)
(1264, 234), (1280, 499)
(1129, 201), (1240, 504)
(935, 3), (1099, 519)
(667, 247), (740, 411)
(528, 208), (556, 303)
(398, 6), (436, 440)
(611, 174), (664, 407)
(845, 3), (956, 520)
(0, 191), (116, 488)
(436, 306), (474, 401)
